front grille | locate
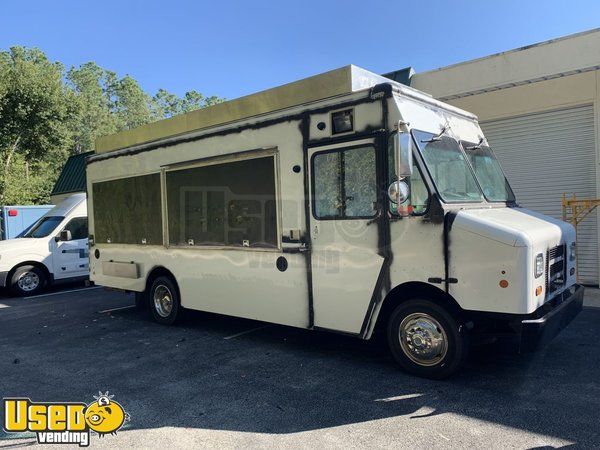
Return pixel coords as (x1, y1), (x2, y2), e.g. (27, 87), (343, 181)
(545, 244), (566, 297)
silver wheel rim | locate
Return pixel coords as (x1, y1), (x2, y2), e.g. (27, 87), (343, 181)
(153, 284), (173, 318)
(17, 271), (40, 292)
(399, 313), (448, 366)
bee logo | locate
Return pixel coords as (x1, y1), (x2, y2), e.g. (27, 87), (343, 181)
(84, 392), (129, 437)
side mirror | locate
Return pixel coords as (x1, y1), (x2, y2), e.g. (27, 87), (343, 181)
(387, 180), (410, 205)
(56, 230), (72, 242)
(392, 131), (413, 178)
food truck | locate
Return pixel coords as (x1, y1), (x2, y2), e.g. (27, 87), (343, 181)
(86, 66), (583, 378)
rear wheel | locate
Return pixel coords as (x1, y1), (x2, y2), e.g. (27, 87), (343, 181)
(387, 298), (469, 379)
(148, 276), (181, 325)
(10, 265), (47, 297)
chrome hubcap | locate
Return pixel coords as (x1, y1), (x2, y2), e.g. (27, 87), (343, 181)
(399, 313), (448, 366)
(17, 272), (40, 292)
(153, 284), (173, 318)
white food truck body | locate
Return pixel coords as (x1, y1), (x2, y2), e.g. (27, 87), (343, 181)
(87, 66), (583, 378)
(0, 193), (89, 296)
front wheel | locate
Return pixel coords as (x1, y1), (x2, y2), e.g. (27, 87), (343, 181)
(387, 299), (469, 379)
(10, 265), (47, 297)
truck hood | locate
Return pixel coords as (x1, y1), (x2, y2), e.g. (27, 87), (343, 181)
(452, 207), (575, 248)
(0, 238), (43, 252)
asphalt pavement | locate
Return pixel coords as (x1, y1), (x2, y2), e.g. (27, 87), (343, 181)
(1, 285), (599, 448)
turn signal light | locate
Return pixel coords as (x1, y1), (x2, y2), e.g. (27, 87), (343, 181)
(535, 286), (543, 296)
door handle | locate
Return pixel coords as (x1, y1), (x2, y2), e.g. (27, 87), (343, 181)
(312, 224), (319, 240)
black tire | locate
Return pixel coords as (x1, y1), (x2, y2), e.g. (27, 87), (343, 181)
(148, 276), (181, 325)
(10, 265), (47, 297)
(387, 298), (469, 379)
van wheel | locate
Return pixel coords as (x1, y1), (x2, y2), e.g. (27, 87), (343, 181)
(387, 299), (469, 379)
(149, 276), (181, 325)
(10, 265), (46, 297)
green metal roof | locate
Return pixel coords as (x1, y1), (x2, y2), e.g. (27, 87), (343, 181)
(51, 151), (93, 196)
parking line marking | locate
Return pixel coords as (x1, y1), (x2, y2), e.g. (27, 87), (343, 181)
(23, 286), (103, 300)
(223, 325), (270, 340)
(374, 393), (424, 402)
(98, 305), (136, 314)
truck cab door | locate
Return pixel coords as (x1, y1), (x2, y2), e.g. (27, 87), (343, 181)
(308, 138), (385, 334)
(52, 217), (89, 280)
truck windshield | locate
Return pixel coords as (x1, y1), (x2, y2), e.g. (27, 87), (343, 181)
(412, 130), (483, 203)
(461, 141), (516, 203)
(20, 216), (64, 238)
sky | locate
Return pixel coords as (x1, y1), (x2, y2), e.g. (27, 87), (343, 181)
(1, 1), (599, 100)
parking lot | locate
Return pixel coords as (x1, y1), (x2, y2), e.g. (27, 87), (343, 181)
(0, 285), (599, 449)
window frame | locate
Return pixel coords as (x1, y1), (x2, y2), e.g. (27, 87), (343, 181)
(310, 143), (378, 221)
(61, 216), (88, 241)
(387, 132), (432, 217)
(459, 139), (517, 204)
(411, 129), (484, 204)
(162, 148), (282, 252)
(90, 171), (164, 246)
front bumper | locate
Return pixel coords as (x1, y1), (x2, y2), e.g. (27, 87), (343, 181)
(520, 284), (584, 352)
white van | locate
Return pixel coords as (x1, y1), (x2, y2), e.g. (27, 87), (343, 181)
(0, 193), (88, 296)
(87, 66), (583, 378)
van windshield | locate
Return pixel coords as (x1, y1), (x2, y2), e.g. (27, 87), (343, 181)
(412, 130), (483, 203)
(20, 216), (64, 238)
(461, 141), (516, 203)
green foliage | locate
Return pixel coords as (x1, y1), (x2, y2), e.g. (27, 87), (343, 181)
(0, 46), (224, 205)
(153, 88), (225, 118)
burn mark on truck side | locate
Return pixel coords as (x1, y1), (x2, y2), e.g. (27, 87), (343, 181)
(443, 211), (458, 293)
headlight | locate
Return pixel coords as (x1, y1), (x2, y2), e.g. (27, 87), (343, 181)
(535, 253), (544, 278)
(569, 242), (576, 261)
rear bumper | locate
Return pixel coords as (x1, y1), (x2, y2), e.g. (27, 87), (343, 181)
(520, 284), (584, 352)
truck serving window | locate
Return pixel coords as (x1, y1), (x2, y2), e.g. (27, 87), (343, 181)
(166, 155), (277, 248)
(312, 145), (377, 219)
(92, 174), (162, 245)
(412, 130), (483, 203)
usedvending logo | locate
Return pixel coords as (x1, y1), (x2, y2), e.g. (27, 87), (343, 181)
(3, 391), (129, 446)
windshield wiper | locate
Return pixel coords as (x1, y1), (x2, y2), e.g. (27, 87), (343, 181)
(465, 137), (486, 151)
(421, 126), (448, 143)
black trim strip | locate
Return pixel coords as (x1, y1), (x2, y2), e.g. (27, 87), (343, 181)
(443, 211), (457, 293)
(313, 326), (360, 338)
(300, 114), (315, 329)
(357, 97), (392, 339)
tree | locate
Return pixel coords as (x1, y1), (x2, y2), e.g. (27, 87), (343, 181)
(67, 62), (119, 153)
(0, 47), (77, 204)
(109, 75), (157, 129)
(153, 89), (225, 118)
(0, 46), (224, 205)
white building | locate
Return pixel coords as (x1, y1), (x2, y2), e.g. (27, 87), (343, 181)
(398, 29), (600, 285)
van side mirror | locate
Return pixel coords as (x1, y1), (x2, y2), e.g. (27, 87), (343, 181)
(56, 230), (72, 242)
(392, 131), (413, 178)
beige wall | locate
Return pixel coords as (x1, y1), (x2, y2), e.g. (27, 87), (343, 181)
(410, 28), (600, 100)
(445, 71), (598, 122)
